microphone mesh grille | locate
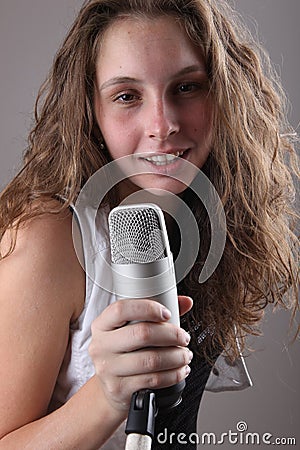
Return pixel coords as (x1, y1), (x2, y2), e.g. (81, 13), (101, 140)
(109, 206), (166, 264)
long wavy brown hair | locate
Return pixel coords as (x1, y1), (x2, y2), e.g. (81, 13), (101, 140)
(0, 0), (299, 359)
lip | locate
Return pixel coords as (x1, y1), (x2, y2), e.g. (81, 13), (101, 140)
(136, 148), (188, 158)
(134, 148), (191, 174)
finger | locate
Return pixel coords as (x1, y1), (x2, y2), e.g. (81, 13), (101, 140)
(106, 321), (190, 353)
(93, 299), (171, 331)
(178, 295), (193, 316)
(112, 347), (193, 377)
(119, 364), (191, 396)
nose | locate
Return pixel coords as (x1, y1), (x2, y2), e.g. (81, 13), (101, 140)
(145, 97), (180, 141)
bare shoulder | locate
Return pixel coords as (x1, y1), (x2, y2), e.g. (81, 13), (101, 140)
(0, 199), (85, 437)
(1, 199), (85, 320)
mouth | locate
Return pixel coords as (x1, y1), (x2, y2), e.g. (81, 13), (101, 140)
(138, 149), (189, 166)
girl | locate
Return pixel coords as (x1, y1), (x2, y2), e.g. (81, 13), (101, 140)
(0, 0), (298, 448)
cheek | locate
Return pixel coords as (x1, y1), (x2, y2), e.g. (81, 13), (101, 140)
(94, 102), (126, 158)
(101, 108), (143, 157)
(101, 118), (137, 160)
(192, 103), (213, 141)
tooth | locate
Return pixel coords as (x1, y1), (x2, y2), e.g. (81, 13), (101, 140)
(142, 150), (185, 165)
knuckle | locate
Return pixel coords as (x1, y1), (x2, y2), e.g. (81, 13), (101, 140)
(174, 326), (182, 342)
(88, 341), (96, 358)
(133, 322), (152, 345)
(183, 348), (191, 365)
(148, 373), (161, 389)
(143, 351), (162, 372)
(175, 367), (185, 384)
(131, 299), (158, 320)
(111, 300), (124, 320)
(145, 300), (160, 318)
(88, 343), (106, 374)
(142, 301), (155, 318)
(90, 319), (98, 336)
(174, 326), (189, 345)
(95, 358), (108, 377)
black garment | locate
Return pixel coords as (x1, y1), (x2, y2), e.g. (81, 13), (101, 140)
(153, 350), (217, 450)
(152, 315), (219, 450)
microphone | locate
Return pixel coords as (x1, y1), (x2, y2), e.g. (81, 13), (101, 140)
(108, 203), (185, 412)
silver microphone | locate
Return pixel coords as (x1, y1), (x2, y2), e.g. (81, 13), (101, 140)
(108, 203), (185, 411)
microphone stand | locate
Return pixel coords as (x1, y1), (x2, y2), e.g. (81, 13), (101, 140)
(125, 390), (156, 450)
(124, 380), (185, 449)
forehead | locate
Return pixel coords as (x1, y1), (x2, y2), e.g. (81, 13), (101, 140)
(96, 15), (206, 76)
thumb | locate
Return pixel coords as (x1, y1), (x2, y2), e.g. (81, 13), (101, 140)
(178, 295), (193, 316)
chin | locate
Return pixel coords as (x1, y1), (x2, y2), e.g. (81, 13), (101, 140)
(129, 175), (189, 196)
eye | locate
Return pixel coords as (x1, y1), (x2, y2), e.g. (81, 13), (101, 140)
(113, 91), (141, 105)
(176, 82), (203, 94)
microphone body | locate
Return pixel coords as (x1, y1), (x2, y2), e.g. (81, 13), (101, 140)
(108, 203), (184, 411)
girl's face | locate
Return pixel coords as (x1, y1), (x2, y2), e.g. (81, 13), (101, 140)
(94, 15), (213, 198)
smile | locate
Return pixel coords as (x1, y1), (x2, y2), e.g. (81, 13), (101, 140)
(141, 150), (186, 166)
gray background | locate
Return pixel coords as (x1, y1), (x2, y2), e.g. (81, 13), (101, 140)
(0, 1), (299, 448)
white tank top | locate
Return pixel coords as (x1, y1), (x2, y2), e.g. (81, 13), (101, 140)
(48, 201), (252, 449)
(48, 204), (126, 449)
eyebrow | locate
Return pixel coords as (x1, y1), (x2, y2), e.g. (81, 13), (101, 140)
(174, 64), (207, 77)
(99, 76), (142, 92)
(98, 64), (207, 92)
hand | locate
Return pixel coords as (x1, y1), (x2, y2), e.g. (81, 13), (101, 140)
(89, 296), (193, 413)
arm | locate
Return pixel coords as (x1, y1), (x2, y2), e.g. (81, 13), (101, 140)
(0, 209), (125, 449)
(0, 206), (192, 449)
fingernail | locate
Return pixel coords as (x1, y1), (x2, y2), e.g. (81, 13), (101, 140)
(185, 365), (191, 377)
(162, 307), (171, 320)
(188, 350), (193, 363)
(184, 331), (191, 344)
